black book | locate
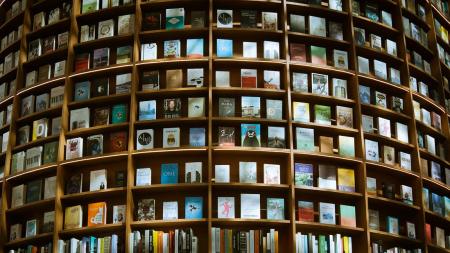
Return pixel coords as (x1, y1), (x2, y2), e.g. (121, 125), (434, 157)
(191, 11), (205, 28)
(143, 12), (161, 30)
(142, 70), (159, 90)
(60, 2), (71, 19)
(92, 78), (109, 97)
(26, 179), (43, 203)
(382, 182), (395, 199)
(66, 174), (82, 194)
(115, 171), (125, 187)
(241, 10), (257, 28)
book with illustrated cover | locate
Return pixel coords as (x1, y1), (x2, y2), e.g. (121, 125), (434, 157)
(400, 152), (411, 170)
(336, 106), (353, 128)
(241, 194), (260, 219)
(241, 10), (257, 28)
(187, 68), (204, 87)
(290, 14), (305, 33)
(216, 39), (233, 57)
(163, 40), (181, 58)
(370, 34), (382, 50)
(74, 81), (90, 101)
(139, 100), (156, 120)
(357, 56), (369, 74)
(116, 73), (131, 93)
(86, 134), (103, 156)
(329, 22), (343, 40)
(189, 127), (205, 147)
(386, 216), (399, 234)
(26, 179), (42, 203)
(218, 197), (235, 218)
(294, 163), (313, 187)
(268, 126), (285, 148)
(111, 104), (128, 124)
(365, 139), (379, 162)
(290, 43), (306, 62)
(51, 117), (61, 136)
(136, 168), (151, 186)
(383, 146), (395, 165)
(367, 177), (377, 195)
(113, 205), (126, 224)
(98, 19), (114, 39)
(186, 38), (204, 58)
(338, 135), (355, 157)
(262, 12), (277, 30)
(43, 141), (58, 164)
(141, 43), (157, 60)
(185, 162), (202, 183)
(396, 122), (409, 143)
(74, 53), (90, 72)
(374, 60), (387, 80)
(354, 27), (366, 46)
(215, 165), (230, 183)
(163, 98), (181, 119)
(118, 14), (134, 35)
(161, 163), (178, 184)
(241, 69), (257, 88)
(188, 97), (205, 117)
(33, 12), (45, 31)
(93, 107), (109, 126)
(263, 41), (279, 59)
(137, 199), (155, 221)
(319, 202), (336, 224)
(38, 65), (51, 82)
(266, 99), (283, 120)
(241, 124), (261, 148)
(243, 41), (257, 58)
(312, 73), (328, 96)
(296, 127), (315, 152)
(340, 205), (356, 227)
(82, 0), (98, 13)
(314, 105), (331, 125)
(32, 118), (48, 141)
(218, 127), (235, 146)
(218, 97), (235, 117)
(378, 117), (391, 138)
(185, 197), (203, 219)
(11, 184), (25, 208)
(87, 202), (107, 227)
(375, 91), (387, 108)
(165, 8), (184, 30)
(136, 129), (154, 150)
(309, 16), (326, 37)
(21, 95), (34, 116)
(66, 174), (83, 194)
(401, 185), (413, 205)
(142, 70), (159, 90)
(64, 205), (83, 230)
(311, 46), (327, 65)
(292, 72), (308, 92)
(217, 10), (233, 28)
(42, 36), (55, 54)
(35, 93), (49, 113)
(42, 211), (54, 233)
(50, 86), (64, 107)
(264, 164), (280, 184)
(163, 127), (180, 148)
(382, 10), (393, 27)
(80, 24), (95, 43)
(333, 50), (348, 69)
(337, 168), (355, 192)
(267, 198), (284, 220)
(298, 201), (314, 222)
(70, 108), (90, 131)
(241, 96), (260, 118)
(17, 125), (29, 145)
(320, 136), (333, 154)
(109, 131), (127, 152)
(366, 2), (379, 22)
(116, 46), (132, 64)
(142, 12), (161, 31)
(89, 169), (107, 191)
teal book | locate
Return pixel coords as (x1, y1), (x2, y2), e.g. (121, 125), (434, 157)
(294, 163), (313, 187)
(241, 123), (261, 147)
(161, 163), (178, 184)
(189, 128), (205, 147)
(267, 198), (285, 220)
(314, 105), (331, 125)
(339, 136), (355, 157)
(296, 127), (315, 152)
(386, 216), (399, 234)
(186, 38), (204, 58)
(111, 104), (128, 124)
(445, 196), (450, 218)
(74, 81), (90, 101)
(165, 8), (185, 30)
(216, 39), (233, 57)
(185, 196), (203, 219)
(26, 180), (42, 203)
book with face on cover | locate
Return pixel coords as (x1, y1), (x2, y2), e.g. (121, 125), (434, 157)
(241, 123), (261, 148)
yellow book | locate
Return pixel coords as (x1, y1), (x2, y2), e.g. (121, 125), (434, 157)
(99, 238), (104, 253)
(343, 236), (349, 252)
(64, 205), (83, 229)
(337, 168), (355, 192)
(275, 231), (279, 253)
(152, 230), (158, 252)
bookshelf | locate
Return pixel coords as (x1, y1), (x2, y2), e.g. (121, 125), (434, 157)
(0, 0), (448, 252)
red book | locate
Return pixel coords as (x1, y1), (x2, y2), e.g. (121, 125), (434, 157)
(290, 43), (306, 62)
(298, 201), (314, 222)
(425, 223), (432, 243)
(109, 131), (128, 152)
(74, 52), (90, 72)
(241, 69), (257, 88)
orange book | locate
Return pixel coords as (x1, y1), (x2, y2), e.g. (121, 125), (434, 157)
(169, 231), (174, 253)
(158, 232), (163, 253)
(255, 230), (260, 253)
(425, 223), (432, 243)
(220, 229), (225, 253)
(87, 202), (107, 227)
(275, 231), (279, 253)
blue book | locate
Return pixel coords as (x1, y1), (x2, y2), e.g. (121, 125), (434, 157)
(216, 39), (233, 57)
(111, 104), (128, 124)
(161, 163), (178, 184)
(189, 128), (205, 146)
(294, 163), (313, 187)
(432, 193), (444, 216)
(74, 81), (90, 101)
(359, 85), (371, 104)
(186, 38), (204, 58)
(139, 100), (156, 120)
(241, 123), (261, 147)
(165, 8), (185, 30)
(185, 196), (203, 219)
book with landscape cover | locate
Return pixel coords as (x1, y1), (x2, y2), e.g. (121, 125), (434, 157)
(298, 201), (314, 222)
(295, 163), (313, 187)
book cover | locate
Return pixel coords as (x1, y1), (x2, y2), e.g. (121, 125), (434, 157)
(42, 211), (55, 233)
(87, 202), (107, 226)
(262, 12), (277, 30)
(185, 162), (202, 183)
(218, 97), (235, 117)
(185, 197), (203, 219)
(263, 41), (279, 59)
(311, 46), (327, 65)
(11, 184), (25, 208)
(241, 10), (257, 28)
(268, 126), (285, 148)
(336, 106), (353, 128)
(267, 198), (284, 219)
(292, 72), (308, 92)
(43, 176), (56, 199)
(163, 201), (178, 220)
(189, 127), (205, 147)
(163, 40), (181, 58)
(9, 224), (22, 241)
(187, 68), (204, 87)
(116, 45), (132, 64)
(241, 69), (257, 88)
(357, 56), (369, 74)
(137, 199), (155, 221)
(292, 102), (310, 122)
(386, 216), (399, 234)
(92, 48), (109, 68)
(163, 98), (181, 118)
(314, 105), (331, 125)
(241, 96), (260, 118)
(113, 205), (126, 224)
(217, 9), (233, 28)
(86, 134), (103, 156)
(109, 131), (127, 152)
(294, 163), (313, 187)
(296, 127), (315, 152)
(290, 14), (305, 33)
(139, 100), (156, 120)
(93, 107), (109, 126)
(338, 136), (355, 157)
(239, 161), (257, 183)
(337, 168), (355, 192)
(142, 70), (159, 90)
(241, 123), (261, 147)
(136, 129), (154, 150)
(111, 104), (128, 124)
(25, 219), (37, 238)
(141, 43), (157, 60)
(290, 43), (306, 62)
(340, 205), (356, 227)
(218, 197), (235, 218)
(264, 164), (280, 184)
(142, 12), (161, 30)
(186, 38), (204, 58)
(92, 78), (109, 97)
(311, 72), (329, 96)
(318, 165), (336, 190)
(369, 209), (380, 230)
(401, 185), (413, 205)
(367, 177), (377, 195)
(161, 163), (178, 184)
(188, 97), (205, 117)
(241, 194), (260, 219)
(26, 179), (42, 203)
(319, 202), (336, 224)
(66, 174), (83, 194)
(165, 8), (184, 30)
(215, 165), (230, 183)
(191, 11), (205, 28)
(64, 205), (83, 229)
(98, 19), (114, 38)
(333, 50), (348, 69)
(309, 16), (326, 37)
(298, 201), (314, 222)
(216, 39), (233, 57)
(266, 99), (283, 120)
(166, 69), (182, 89)
(89, 169), (107, 191)
(136, 168), (151, 186)
(218, 127), (235, 146)
(43, 141), (58, 164)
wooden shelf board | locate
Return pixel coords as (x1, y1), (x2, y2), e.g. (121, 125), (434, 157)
(132, 147), (208, 157)
(136, 87), (208, 98)
(368, 195), (420, 211)
(60, 152), (128, 167)
(211, 218), (290, 227)
(59, 224), (125, 237)
(134, 117), (208, 127)
(5, 232), (53, 247)
(292, 121), (359, 136)
(65, 122), (129, 138)
(61, 187), (127, 202)
(290, 92), (356, 107)
(212, 183), (290, 192)
(68, 93), (131, 109)
(6, 163), (57, 182)
(360, 103), (411, 122)
(132, 183), (208, 194)
(212, 87), (286, 98)
(294, 187), (363, 200)
(212, 146), (291, 156)
(131, 219), (208, 229)
(16, 106), (62, 124)
(13, 134), (59, 152)
(136, 58), (208, 67)
(6, 198), (55, 215)
(16, 76), (66, 97)
(422, 177), (450, 194)
(295, 222), (364, 235)
(365, 161), (420, 179)
(69, 64), (133, 79)
(292, 151), (363, 164)
(363, 132), (415, 150)
(212, 117), (287, 125)
(369, 229), (423, 245)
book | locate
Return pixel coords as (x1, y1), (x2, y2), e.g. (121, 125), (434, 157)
(396, 122), (409, 143)
(35, 93), (49, 112)
(98, 19), (114, 39)
(367, 177), (377, 195)
(11, 184), (26, 208)
(298, 201), (314, 222)
(142, 12), (161, 30)
(93, 107), (109, 126)
(191, 11), (205, 28)
(185, 162), (202, 183)
(386, 216), (399, 234)
(118, 14), (134, 35)
(268, 126), (285, 148)
(378, 117), (391, 138)
(318, 165), (336, 189)
(74, 53), (90, 72)
(189, 127), (205, 147)
(321, 136), (333, 154)
(42, 211), (55, 233)
(93, 48), (109, 68)
(113, 205), (126, 224)
(111, 104), (128, 124)
(92, 78), (109, 97)
(383, 146), (395, 165)
(89, 169), (107, 191)
(116, 46), (132, 64)
(400, 152), (411, 170)
(239, 161), (257, 183)
(241, 96), (260, 118)
(336, 106), (353, 128)
(215, 165), (230, 183)
(64, 205), (83, 229)
(264, 164), (280, 184)
(340, 205), (356, 227)
(139, 100), (156, 121)
(218, 126), (235, 146)
(329, 21), (343, 40)
(314, 105), (331, 125)
(262, 12), (277, 30)
(365, 139), (379, 162)
(309, 16), (326, 37)
(292, 72), (308, 92)
(296, 127), (315, 151)
(374, 60), (387, 80)
(294, 163), (313, 187)
(241, 10), (257, 28)
(241, 194), (260, 219)
(375, 91), (387, 108)
(161, 163), (178, 184)
(136, 129), (154, 150)
(357, 56), (369, 74)
(166, 8), (184, 30)
(166, 69), (183, 88)
(44, 176), (56, 199)
(216, 39), (233, 57)
(218, 197), (235, 218)
(87, 202), (107, 227)
(163, 98), (181, 118)
(185, 197), (203, 219)
(292, 102), (310, 122)
(311, 46), (327, 65)
(290, 43), (306, 62)
(319, 202), (336, 224)
(142, 70), (159, 90)
(10, 224), (22, 241)
(267, 198), (284, 219)
(369, 209), (379, 230)
(137, 199), (155, 221)
(215, 71), (230, 87)
(74, 81), (90, 102)
(217, 10), (233, 28)
(241, 69), (257, 88)
(186, 38), (204, 58)
(136, 168), (151, 186)
(338, 135), (355, 157)
(26, 179), (42, 203)
(164, 40), (181, 58)
(312, 72), (328, 96)
(401, 185), (413, 205)
(109, 131), (127, 152)
(141, 43), (157, 60)
(241, 123), (261, 147)
(263, 70), (280, 89)
(266, 99), (283, 120)
(218, 98), (235, 117)
(81, 0), (98, 13)
(333, 50), (348, 69)
(163, 201), (178, 220)
(337, 168), (355, 192)
(188, 97), (205, 117)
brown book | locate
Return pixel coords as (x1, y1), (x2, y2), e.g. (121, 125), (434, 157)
(166, 69), (183, 89)
(93, 107), (109, 126)
(319, 136), (334, 154)
(38, 64), (51, 82)
(421, 158), (428, 177)
(109, 131), (127, 152)
(290, 43), (306, 62)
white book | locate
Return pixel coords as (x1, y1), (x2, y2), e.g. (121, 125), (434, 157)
(141, 43), (157, 60)
(113, 205), (126, 224)
(11, 184), (25, 208)
(374, 60), (387, 80)
(377, 117), (391, 138)
(358, 56), (370, 74)
(396, 122), (409, 143)
(70, 107), (90, 131)
(263, 164), (280, 184)
(215, 71), (230, 87)
(241, 194), (260, 219)
(89, 169), (107, 191)
(399, 152), (411, 170)
(365, 139), (379, 162)
(44, 176), (56, 199)
(136, 129), (154, 150)
(386, 39), (397, 56)
(118, 14), (135, 35)
(66, 137), (83, 160)
(162, 201), (178, 220)
(98, 19), (114, 39)
(329, 0), (343, 10)
(239, 161), (257, 183)
(162, 127), (180, 148)
(54, 60), (66, 77)
(217, 10), (233, 28)
(214, 165), (230, 183)
(217, 197), (235, 218)
(309, 16), (326, 37)
(333, 50), (348, 69)
(25, 146), (42, 169)
(136, 168), (151, 186)
(319, 202), (336, 224)
(243, 42), (257, 58)
(263, 41), (279, 59)
(333, 78), (347, 98)
(185, 162), (202, 183)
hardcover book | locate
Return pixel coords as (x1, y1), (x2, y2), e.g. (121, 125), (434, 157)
(215, 165), (230, 183)
(109, 131), (128, 152)
(163, 40), (181, 58)
(319, 202), (336, 224)
(241, 194), (260, 219)
(296, 127), (315, 152)
(239, 161), (257, 183)
(136, 129), (154, 150)
(161, 163), (178, 184)
(166, 8), (185, 30)
(111, 104), (128, 124)
(137, 199), (155, 221)
(262, 12), (277, 30)
(142, 12), (161, 30)
(338, 135), (355, 157)
(218, 197), (235, 218)
(189, 127), (205, 147)
(187, 68), (204, 87)
(98, 19), (114, 39)
(186, 39), (204, 58)
(268, 126), (285, 148)
(290, 43), (306, 62)
(218, 127), (235, 146)
(340, 205), (356, 227)
(336, 106), (353, 128)
(216, 39), (233, 57)
(185, 197), (203, 219)
(136, 168), (151, 186)
(241, 69), (257, 88)
(294, 163), (313, 187)
(93, 107), (109, 126)
(312, 72), (328, 96)
(218, 97), (235, 117)
(298, 201), (314, 222)
(163, 98), (181, 119)
(87, 202), (107, 226)
(89, 169), (107, 191)
(267, 198), (284, 219)
(241, 123), (261, 147)
(318, 165), (336, 190)
(311, 46), (327, 65)
(139, 100), (156, 120)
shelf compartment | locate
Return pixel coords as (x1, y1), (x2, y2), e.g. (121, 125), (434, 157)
(296, 222), (364, 235)
(5, 232), (53, 248)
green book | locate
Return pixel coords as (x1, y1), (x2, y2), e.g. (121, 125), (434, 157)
(81, 0), (98, 14)
(319, 235), (327, 252)
(296, 127), (315, 152)
(165, 8), (185, 30)
(43, 141), (58, 164)
(314, 105), (331, 125)
(340, 204), (356, 227)
(111, 104), (128, 124)
(311, 46), (327, 65)
(339, 136), (355, 157)
(26, 180), (42, 203)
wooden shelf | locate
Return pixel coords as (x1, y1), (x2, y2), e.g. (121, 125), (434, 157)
(6, 163), (58, 182)
(0, 95), (14, 108)
(422, 177), (450, 194)
(132, 147), (208, 157)
(4, 232), (53, 248)
(0, 11), (24, 35)
(65, 122), (129, 138)
(212, 183), (290, 192)
(69, 63), (133, 79)
(134, 117), (208, 127)
(352, 15), (399, 38)
(61, 187), (127, 202)
(286, 1), (348, 18)
(369, 229), (423, 246)
(361, 103), (411, 122)
(59, 224), (125, 237)
(212, 146), (291, 156)
(211, 218), (290, 228)
(132, 183), (208, 194)
(131, 219), (208, 229)
(136, 58), (208, 67)
(292, 121), (359, 136)
(290, 92), (356, 107)
(60, 152), (128, 167)
(68, 93), (131, 109)
(13, 134), (59, 152)
(365, 161), (421, 179)
(136, 87), (208, 99)
(368, 195), (421, 212)
(427, 243), (450, 253)
(75, 34), (134, 51)
(212, 87), (286, 98)
(6, 198), (55, 216)
(293, 151), (363, 164)
(76, 4), (136, 23)
(288, 61), (355, 77)
(296, 222), (364, 235)
(16, 76), (66, 97)
(26, 18), (71, 41)
(16, 106), (62, 124)
(295, 186), (363, 201)
(363, 132), (415, 150)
